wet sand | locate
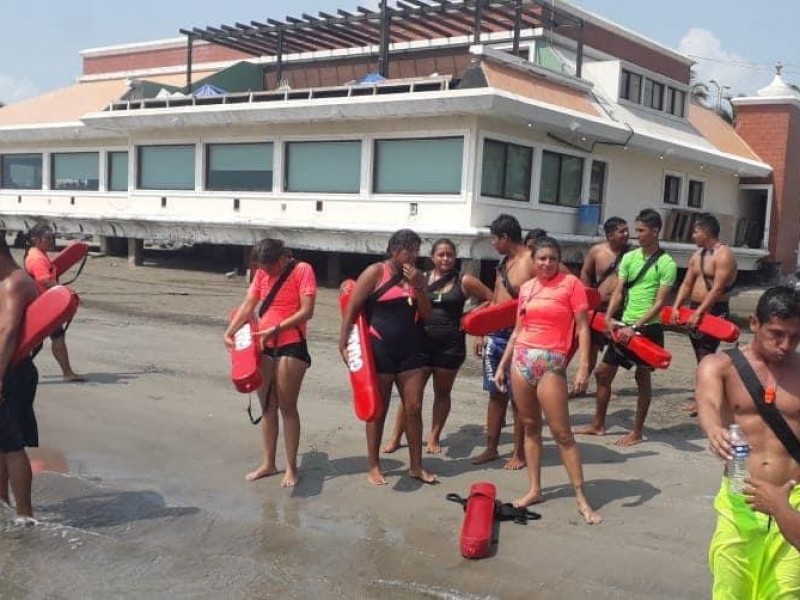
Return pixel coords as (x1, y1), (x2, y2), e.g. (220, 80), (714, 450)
(1, 249), (754, 599)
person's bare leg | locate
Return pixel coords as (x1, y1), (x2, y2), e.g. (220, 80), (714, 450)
(472, 392), (507, 464)
(504, 402), (526, 470)
(427, 367), (457, 454)
(684, 347), (711, 416)
(381, 402), (405, 454)
(509, 369), (543, 507)
(573, 362), (617, 436)
(366, 375), (393, 485)
(51, 336), (84, 382)
(538, 374), (601, 524)
(617, 367), (651, 447)
(396, 369), (437, 483)
(246, 358), (279, 481)
(5, 450), (33, 518)
(0, 453), (9, 506)
(275, 357), (308, 488)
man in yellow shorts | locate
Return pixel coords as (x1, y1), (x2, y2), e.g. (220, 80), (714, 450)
(697, 286), (800, 599)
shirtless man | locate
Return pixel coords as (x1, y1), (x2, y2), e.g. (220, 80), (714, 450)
(671, 213), (737, 415)
(0, 232), (41, 519)
(578, 217), (630, 389)
(698, 286), (800, 598)
(744, 477), (800, 551)
(471, 214), (533, 469)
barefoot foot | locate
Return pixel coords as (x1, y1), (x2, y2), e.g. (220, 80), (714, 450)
(380, 440), (402, 454)
(409, 469), (439, 484)
(573, 424), (606, 436)
(281, 469), (299, 488)
(245, 464), (278, 482)
(615, 431), (644, 447)
(63, 374), (87, 383)
(367, 467), (388, 485)
(425, 439), (442, 454)
(577, 500), (602, 524)
(503, 455), (526, 470)
(471, 448), (499, 465)
(512, 491), (543, 508)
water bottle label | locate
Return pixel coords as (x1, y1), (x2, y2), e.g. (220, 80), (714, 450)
(732, 444), (750, 459)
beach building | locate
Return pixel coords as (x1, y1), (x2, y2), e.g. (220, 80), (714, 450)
(0, 0), (793, 277)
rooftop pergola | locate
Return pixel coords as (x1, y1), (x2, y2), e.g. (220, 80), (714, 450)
(179, 0), (585, 89)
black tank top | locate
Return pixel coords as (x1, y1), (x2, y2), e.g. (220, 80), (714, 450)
(423, 272), (466, 340)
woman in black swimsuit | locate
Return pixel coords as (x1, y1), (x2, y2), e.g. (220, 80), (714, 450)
(338, 229), (437, 485)
(383, 238), (492, 454)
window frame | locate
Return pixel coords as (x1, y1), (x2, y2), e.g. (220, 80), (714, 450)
(479, 137), (533, 203)
(0, 153), (44, 190)
(687, 178), (705, 209)
(662, 171), (684, 206)
(588, 159), (608, 206)
(107, 150), (129, 192)
(136, 144), (197, 191)
(204, 141), (275, 193)
(283, 139), (363, 195)
(372, 136), (465, 196)
(538, 149), (585, 208)
(50, 151), (100, 192)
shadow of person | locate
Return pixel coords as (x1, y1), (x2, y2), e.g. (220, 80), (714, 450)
(38, 490), (199, 529)
(37, 371), (145, 386)
(441, 424), (485, 460)
(290, 450), (405, 499)
(541, 477), (661, 510)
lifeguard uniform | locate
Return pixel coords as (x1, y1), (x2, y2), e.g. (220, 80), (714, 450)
(24, 248), (65, 341)
(513, 273), (587, 385)
(423, 272), (467, 370)
(248, 261), (317, 366)
(368, 263), (428, 375)
(710, 478), (800, 599)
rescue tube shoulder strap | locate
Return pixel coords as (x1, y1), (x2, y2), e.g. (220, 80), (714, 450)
(257, 259), (298, 319)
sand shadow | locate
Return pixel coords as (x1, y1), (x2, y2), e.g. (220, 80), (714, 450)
(37, 371), (145, 386)
(38, 490), (199, 529)
(290, 451), (404, 499)
(541, 477), (661, 510)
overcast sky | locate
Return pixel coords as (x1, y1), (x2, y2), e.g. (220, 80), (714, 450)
(1, 0), (798, 104)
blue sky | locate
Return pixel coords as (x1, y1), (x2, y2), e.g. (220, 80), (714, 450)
(1, 0), (798, 104)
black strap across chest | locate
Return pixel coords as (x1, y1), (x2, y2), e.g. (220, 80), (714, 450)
(596, 245), (631, 288)
(624, 249), (664, 290)
(700, 248), (735, 293)
(258, 259), (298, 318)
(426, 270), (458, 293)
(725, 347), (800, 465)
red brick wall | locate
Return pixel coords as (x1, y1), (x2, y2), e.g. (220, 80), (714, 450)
(736, 103), (800, 272)
(83, 44), (251, 76)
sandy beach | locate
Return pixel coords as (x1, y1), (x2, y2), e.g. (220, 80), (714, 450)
(0, 247), (764, 599)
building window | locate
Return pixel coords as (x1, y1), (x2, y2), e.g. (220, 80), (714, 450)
(620, 69), (642, 103)
(688, 179), (704, 208)
(206, 143), (273, 192)
(107, 151), (128, 192)
(51, 152), (99, 191)
(0, 153), (42, 190)
(588, 160), (607, 205)
(648, 81), (665, 110)
(285, 141), (361, 193)
(374, 137), (463, 194)
(137, 145), (195, 190)
(539, 150), (584, 207)
(668, 88), (686, 117)
(480, 139), (533, 202)
(663, 174), (682, 205)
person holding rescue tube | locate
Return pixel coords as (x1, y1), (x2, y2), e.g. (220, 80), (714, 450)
(574, 208), (677, 447)
(338, 228), (437, 485)
(381, 238), (492, 455)
(0, 232), (40, 520)
(23, 223), (85, 383)
(225, 239), (317, 488)
(493, 236), (601, 524)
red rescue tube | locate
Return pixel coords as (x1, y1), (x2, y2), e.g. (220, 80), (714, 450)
(51, 242), (89, 279)
(462, 287), (602, 337)
(460, 481), (497, 559)
(11, 286), (80, 367)
(590, 312), (672, 369)
(339, 279), (379, 422)
(228, 309), (263, 394)
(660, 306), (739, 343)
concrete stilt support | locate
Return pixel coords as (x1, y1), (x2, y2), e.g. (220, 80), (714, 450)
(326, 251), (342, 288)
(128, 238), (144, 266)
(99, 236), (114, 255)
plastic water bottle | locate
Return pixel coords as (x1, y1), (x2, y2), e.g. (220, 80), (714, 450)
(727, 424), (750, 494)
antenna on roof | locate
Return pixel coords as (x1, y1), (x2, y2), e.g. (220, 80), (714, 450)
(776, 62), (784, 76)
